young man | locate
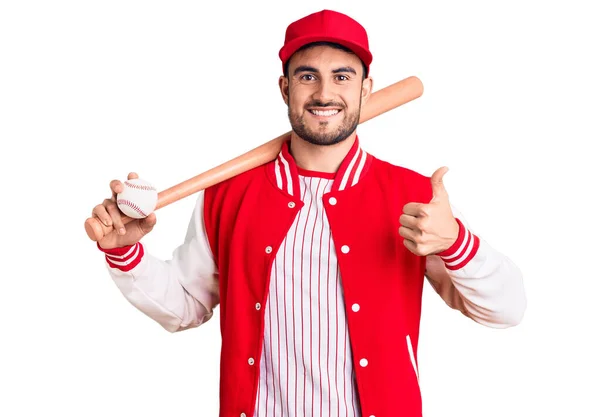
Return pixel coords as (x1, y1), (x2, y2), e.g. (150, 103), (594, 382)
(92, 9), (526, 417)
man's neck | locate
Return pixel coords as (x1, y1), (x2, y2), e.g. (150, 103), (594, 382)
(288, 132), (357, 174)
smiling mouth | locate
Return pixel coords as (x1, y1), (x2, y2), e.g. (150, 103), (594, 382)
(308, 109), (341, 117)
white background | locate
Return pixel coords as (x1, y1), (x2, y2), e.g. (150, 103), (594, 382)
(1, 1), (598, 416)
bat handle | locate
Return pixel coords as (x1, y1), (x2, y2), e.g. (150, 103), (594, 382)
(84, 213), (134, 242)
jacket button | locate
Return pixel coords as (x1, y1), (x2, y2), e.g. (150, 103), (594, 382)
(255, 303), (261, 310)
(341, 245), (350, 254)
(329, 197), (337, 205)
(360, 358), (368, 367)
(288, 202), (295, 208)
(240, 414), (247, 417)
(248, 357), (255, 365)
(352, 303), (360, 312)
(265, 246), (272, 254)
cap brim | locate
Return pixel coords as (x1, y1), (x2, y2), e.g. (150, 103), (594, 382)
(279, 35), (372, 74)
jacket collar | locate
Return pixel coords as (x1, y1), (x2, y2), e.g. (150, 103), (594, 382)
(270, 135), (373, 198)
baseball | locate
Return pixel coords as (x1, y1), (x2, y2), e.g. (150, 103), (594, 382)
(116, 178), (158, 219)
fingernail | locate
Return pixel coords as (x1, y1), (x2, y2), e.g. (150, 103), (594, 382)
(119, 228), (125, 235)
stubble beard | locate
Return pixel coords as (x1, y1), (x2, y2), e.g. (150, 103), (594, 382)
(288, 100), (361, 146)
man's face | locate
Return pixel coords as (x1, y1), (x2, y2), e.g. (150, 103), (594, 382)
(280, 45), (370, 146)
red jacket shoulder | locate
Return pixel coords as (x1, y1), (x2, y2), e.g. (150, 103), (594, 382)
(205, 163), (267, 199)
(370, 156), (433, 202)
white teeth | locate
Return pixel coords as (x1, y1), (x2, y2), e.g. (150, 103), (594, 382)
(310, 109), (339, 116)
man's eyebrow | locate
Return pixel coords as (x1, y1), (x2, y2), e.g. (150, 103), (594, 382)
(332, 66), (356, 75)
(293, 65), (319, 75)
(292, 65), (357, 76)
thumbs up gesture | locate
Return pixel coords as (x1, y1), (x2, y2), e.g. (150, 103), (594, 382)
(399, 167), (460, 256)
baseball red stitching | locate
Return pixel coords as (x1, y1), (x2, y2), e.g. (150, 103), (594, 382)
(117, 199), (148, 217)
(124, 181), (156, 191)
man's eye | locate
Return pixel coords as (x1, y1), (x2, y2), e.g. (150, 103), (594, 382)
(336, 75), (348, 81)
(301, 74), (315, 81)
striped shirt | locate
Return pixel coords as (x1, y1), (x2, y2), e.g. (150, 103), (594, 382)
(254, 141), (369, 417)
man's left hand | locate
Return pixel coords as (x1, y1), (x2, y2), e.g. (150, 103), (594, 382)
(399, 166), (460, 256)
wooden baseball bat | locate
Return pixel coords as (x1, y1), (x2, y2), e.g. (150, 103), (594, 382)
(85, 75), (424, 241)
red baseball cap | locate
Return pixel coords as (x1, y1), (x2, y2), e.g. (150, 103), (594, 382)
(279, 9), (372, 76)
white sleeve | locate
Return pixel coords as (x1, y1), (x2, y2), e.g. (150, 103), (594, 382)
(102, 190), (220, 333)
(425, 204), (527, 329)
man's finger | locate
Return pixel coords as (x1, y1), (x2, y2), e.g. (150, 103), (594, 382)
(403, 238), (419, 255)
(430, 166), (449, 202)
(110, 179), (123, 200)
(403, 202), (427, 217)
(106, 202), (125, 235)
(398, 225), (419, 242)
(138, 213), (157, 235)
(399, 213), (419, 229)
(92, 204), (112, 227)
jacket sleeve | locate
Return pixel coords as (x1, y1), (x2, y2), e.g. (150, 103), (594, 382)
(424, 204), (527, 329)
(98, 190), (220, 333)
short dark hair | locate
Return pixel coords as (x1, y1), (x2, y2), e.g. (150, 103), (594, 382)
(283, 41), (368, 80)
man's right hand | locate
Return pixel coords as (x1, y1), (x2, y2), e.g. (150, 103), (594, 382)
(91, 172), (157, 250)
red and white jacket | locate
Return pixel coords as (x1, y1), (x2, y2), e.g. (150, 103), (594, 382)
(100, 137), (526, 417)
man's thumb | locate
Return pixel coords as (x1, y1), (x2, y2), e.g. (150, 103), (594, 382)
(139, 212), (157, 235)
(430, 166), (449, 202)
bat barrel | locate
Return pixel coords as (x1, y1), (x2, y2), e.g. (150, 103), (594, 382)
(359, 76), (423, 124)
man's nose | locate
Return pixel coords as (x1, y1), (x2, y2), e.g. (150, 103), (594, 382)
(312, 79), (335, 104)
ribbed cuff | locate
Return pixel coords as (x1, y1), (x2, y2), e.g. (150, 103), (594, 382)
(97, 242), (144, 271)
(437, 218), (480, 270)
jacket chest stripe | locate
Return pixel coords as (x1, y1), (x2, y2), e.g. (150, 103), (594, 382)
(276, 153), (294, 196)
(274, 158), (283, 191)
(351, 149), (367, 188)
(338, 148), (362, 191)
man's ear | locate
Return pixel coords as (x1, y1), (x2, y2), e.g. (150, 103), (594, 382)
(361, 76), (374, 106)
(279, 75), (289, 105)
